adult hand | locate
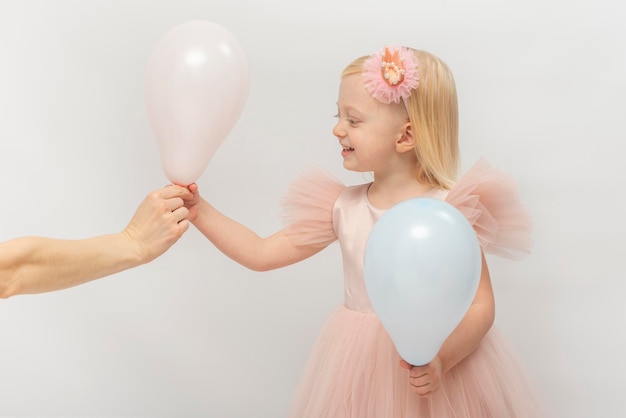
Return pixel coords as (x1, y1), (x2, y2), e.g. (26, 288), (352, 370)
(399, 356), (443, 397)
(123, 185), (191, 263)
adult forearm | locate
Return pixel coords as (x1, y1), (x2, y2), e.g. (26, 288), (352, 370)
(0, 234), (142, 298)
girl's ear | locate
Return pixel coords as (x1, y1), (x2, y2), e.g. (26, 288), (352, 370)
(396, 122), (415, 153)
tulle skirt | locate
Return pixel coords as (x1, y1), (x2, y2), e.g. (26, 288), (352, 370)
(287, 306), (546, 418)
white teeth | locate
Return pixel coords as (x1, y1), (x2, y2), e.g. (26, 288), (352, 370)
(343, 147), (354, 151)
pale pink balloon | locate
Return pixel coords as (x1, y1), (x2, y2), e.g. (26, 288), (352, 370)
(144, 21), (249, 185)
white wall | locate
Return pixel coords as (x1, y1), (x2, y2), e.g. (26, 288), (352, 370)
(1, 1), (624, 417)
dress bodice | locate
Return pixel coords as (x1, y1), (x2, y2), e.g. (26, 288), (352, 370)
(333, 184), (447, 312)
(332, 185), (383, 312)
(282, 159), (533, 312)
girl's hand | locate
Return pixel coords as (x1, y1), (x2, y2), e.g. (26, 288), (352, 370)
(182, 183), (202, 222)
(399, 356), (443, 397)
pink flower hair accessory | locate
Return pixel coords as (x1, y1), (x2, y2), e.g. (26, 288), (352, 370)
(363, 46), (419, 105)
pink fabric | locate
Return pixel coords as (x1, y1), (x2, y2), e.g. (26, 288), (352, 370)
(288, 307), (545, 418)
(280, 168), (346, 248)
(446, 157), (533, 259)
(281, 159), (533, 259)
(362, 46), (420, 105)
(280, 162), (547, 417)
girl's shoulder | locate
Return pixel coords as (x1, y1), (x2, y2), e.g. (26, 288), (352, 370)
(279, 168), (347, 248)
(446, 158), (533, 259)
(281, 167), (347, 208)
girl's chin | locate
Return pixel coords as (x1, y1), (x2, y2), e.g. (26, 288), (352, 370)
(342, 162), (368, 174)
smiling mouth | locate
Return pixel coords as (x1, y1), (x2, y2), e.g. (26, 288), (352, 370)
(343, 146), (354, 151)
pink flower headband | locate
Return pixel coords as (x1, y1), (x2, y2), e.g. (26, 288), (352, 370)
(362, 46), (419, 107)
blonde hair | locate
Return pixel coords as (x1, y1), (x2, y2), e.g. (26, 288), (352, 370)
(342, 49), (459, 189)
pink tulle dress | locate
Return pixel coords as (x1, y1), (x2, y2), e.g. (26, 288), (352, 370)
(280, 159), (546, 418)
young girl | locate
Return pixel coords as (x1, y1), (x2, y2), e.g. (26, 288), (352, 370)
(184, 46), (546, 417)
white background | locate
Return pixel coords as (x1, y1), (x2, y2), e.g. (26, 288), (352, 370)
(1, 0), (624, 417)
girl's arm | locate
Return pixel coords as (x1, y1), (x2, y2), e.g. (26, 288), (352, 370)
(0, 186), (191, 298)
(402, 159), (531, 396)
(437, 253), (495, 371)
(186, 184), (325, 271)
(401, 253), (495, 396)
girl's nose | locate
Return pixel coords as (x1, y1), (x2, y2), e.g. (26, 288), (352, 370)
(332, 122), (346, 139)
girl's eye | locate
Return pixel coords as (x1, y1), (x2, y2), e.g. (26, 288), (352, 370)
(333, 112), (360, 126)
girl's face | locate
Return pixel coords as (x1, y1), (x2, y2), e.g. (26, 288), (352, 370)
(333, 74), (410, 174)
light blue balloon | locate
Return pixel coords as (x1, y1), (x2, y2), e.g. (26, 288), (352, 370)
(364, 198), (481, 366)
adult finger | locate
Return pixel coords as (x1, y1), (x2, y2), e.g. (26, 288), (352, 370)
(166, 197), (185, 212)
(161, 184), (192, 199)
(171, 206), (189, 223)
(178, 219), (190, 233)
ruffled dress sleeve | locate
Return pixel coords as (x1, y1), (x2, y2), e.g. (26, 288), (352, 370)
(445, 158), (533, 259)
(280, 168), (347, 247)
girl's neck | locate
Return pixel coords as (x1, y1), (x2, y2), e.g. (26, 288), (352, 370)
(367, 169), (433, 209)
